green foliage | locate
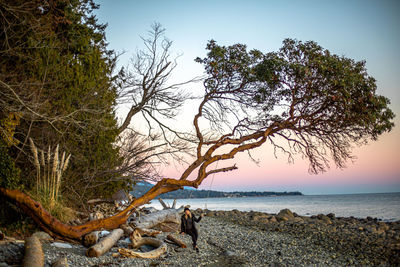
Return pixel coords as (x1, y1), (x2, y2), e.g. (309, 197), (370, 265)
(0, 140), (21, 189)
(0, 0), (123, 202)
(196, 39), (395, 173)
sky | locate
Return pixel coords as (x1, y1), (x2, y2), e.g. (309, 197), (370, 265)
(95, 0), (400, 195)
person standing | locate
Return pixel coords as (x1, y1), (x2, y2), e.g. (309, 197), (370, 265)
(180, 207), (204, 252)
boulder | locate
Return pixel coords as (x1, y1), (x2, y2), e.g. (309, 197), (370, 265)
(276, 209), (294, 221)
(269, 216), (277, 223)
(293, 217), (304, 223)
(317, 214), (332, 225)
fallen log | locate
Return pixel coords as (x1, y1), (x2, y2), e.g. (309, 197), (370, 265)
(120, 224), (134, 236)
(171, 199), (177, 209)
(86, 228), (124, 257)
(23, 236), (44, 267)
(0, 178), (189, 241)
(134, 206), (184, 229)
(83, 231), (99, 247)
(167, 234), (187, 248)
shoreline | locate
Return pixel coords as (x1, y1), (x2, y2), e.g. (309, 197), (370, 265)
(1, 208), (399, 266)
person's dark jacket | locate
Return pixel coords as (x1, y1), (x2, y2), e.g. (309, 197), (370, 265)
(180, 213), (201, 233)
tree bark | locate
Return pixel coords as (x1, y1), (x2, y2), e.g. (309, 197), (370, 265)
(23, 236), (44, 267)
(134, 207), (183, 229)
(167, 234), (187, 248)
(86, 229), (124, 257)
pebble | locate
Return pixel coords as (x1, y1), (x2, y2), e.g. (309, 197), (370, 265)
(50, 242), (73, 249)
(1, 209), (399, 266)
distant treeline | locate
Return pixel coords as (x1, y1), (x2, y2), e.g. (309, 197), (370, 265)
(130, 182), (302, 199)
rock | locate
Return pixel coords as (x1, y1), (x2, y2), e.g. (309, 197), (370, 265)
(89, 211), (104, 221)
(317, 214), (332, 225)
(269, 216), (277, 223)
(276, 209), (294, 221)
(50, 242), (73, 249)
(293, 217), (304, 223)
(0, 263), (10, 267)
(253, 214), (269, 223)
(52, 257), (69, 267)
(32, 231), (53, 243)
(99, 230), (110, 237)
(207, 211), (216, 217)
(225, 250), (236, 257)
(327, 213), (336, 220)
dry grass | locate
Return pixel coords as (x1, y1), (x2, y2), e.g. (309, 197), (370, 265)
(29, 138), (71, 209)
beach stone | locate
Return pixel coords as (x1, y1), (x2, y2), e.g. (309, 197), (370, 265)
(276, 209), (294, 221)
(207, 211), (216, 217)
(52, 257), (68, 267)
(317, 214), (332, 225)
(51, 242), (73, 249)
(89, 211), (104, 221)
(269, 216), (277, 223)
(293, 217), (304, 223)
(253, 214), (269, 223)
(32, 231), (53, 243)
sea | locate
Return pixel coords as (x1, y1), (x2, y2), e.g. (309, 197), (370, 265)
(145, 192), (400, 222)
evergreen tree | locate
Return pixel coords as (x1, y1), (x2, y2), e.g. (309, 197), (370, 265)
(0, 0), (123, 203)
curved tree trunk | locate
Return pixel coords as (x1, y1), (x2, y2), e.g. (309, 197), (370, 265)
(0, 178), (185, 241)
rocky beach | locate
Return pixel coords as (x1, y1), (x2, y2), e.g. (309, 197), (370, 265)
(1, 208), (399, 266)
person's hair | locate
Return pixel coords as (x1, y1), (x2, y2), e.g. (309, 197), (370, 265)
(184, 210), (192, 219)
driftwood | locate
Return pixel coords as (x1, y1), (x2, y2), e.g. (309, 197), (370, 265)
(158, 198), (169, 209)
(118, 229), (166, 258)
(23, 236), (44, 267)
(52, 257), (69, 267)
(120, 224), (134, 236)
(171, 199), (177, 209)
(167, 234), (187, 248)
(83, 231), (99, 247)
(135, 206), (184, 229)
(86, 228), (124, 257)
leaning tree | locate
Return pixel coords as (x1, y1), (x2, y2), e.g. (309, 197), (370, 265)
(0, 39), (394, 241)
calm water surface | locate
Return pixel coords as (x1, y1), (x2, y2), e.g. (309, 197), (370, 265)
(145, 193), (400, 221)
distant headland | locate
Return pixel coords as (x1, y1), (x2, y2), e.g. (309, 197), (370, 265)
(130, 182), (302, 199)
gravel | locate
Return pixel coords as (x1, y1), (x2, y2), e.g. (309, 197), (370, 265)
(1, 209), (399, 266)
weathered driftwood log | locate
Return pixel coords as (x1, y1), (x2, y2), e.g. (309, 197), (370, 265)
(158, 198), (169, 209)
(171, 199), (177, 209)
(167, 234), (187, 248)
(134, 206), (184, 229)
(136, 228), (161, 237)
(86, 228), (124, 257)
(23, 236), (44, 267)
(118, 229), (166, 258)
(83, 231), (99, 247)
(86, 198), (114, 205)
(52, 257), (69, 267)
(120, 224), (134, 236)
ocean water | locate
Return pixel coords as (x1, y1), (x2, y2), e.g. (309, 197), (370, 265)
(145, 192), (400, 222)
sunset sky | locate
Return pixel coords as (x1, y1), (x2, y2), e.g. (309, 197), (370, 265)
(95, 0), (400, 194)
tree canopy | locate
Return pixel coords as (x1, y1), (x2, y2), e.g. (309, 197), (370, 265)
(194, 39), (394, 174)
